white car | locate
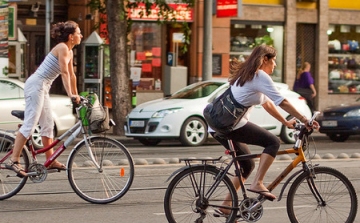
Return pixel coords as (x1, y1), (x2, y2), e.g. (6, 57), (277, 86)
(124, 79), (312, 146)
(0, 77), (76, 148)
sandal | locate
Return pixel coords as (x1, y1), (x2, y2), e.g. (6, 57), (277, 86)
(48, 160), (67, 171)
(214, 209), (240, 223)
(5, 160), (27, 178)
(214, 209), (230, 218)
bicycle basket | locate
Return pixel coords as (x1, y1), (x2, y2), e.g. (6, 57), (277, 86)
(87, 105), (111, 133)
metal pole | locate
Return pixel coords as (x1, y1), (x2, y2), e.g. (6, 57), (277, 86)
(202, 0), (212, 81)
(45, 0), (53, 54)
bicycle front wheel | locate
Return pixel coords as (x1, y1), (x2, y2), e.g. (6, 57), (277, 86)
(67, 136), (134, 204)
(164, 165), (238, 223)
(0, 133), (29, 200)
(287, 166), (358, 223)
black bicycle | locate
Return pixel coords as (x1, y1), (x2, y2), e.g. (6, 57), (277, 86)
(164, 112), (357, 222)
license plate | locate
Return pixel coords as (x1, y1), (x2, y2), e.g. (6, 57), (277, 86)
(322, 120), (337, 127)
(130, 120), (145, 127)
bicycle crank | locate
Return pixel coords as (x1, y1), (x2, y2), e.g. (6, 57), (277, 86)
(239, 198), (263, 222)
(28, 163), (47, 183)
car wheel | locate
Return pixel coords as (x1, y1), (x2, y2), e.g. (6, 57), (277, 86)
(280, 116), (296, 144)
(31, 124), (57, 150)
(31, 125), (43, 150)
(179, 117), (208, 146)
(328, 133), (350, 142)
(138, 138), (161, 146)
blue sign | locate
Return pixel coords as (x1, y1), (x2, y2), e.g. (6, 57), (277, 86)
(167, 52), (174, 66)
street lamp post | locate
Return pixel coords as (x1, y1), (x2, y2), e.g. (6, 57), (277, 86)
(45, 0), (53, 54)
(202, 0), (212, 81)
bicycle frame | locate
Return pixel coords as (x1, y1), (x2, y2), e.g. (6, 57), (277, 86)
(170, 126), (317, 205)
(0, 100), (102, 172)
(224, 129), (314, 200)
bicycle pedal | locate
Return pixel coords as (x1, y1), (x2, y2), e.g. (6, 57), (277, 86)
(47, 169), (62, 173)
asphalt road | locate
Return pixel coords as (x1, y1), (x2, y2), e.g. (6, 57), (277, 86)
(0, 133), (359, 223)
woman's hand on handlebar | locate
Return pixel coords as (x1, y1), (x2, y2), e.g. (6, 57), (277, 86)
(284, 117), (297, 129)
(305, 119), (320, 131)
(71, 95), (80, 104)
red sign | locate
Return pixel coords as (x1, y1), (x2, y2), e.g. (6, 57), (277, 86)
(136, 52), (146, 61)
(142, 63), (152, 72)
(99, 13), (109, 44)
(216, 0), (238, 18)
(128, 3), (193, 22)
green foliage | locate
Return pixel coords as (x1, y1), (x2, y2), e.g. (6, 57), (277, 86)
(87, 0), (194, 53)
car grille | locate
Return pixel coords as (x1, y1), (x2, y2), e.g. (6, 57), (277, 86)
(128, 119), (159, 133)
(323, 111), (345, 117)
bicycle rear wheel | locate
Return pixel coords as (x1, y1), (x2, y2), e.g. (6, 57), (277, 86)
(164, 165), (238, 223)
(0, 133), (29, 200)
(67, 136), (134, 204)
(287, 166), (357, 223)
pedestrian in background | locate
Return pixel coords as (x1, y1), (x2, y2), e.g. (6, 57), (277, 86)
(293, 62), (316, 114)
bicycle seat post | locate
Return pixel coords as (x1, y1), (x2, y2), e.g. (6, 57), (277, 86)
(226, 139), (236, 155)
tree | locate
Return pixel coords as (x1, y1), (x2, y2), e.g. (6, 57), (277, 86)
(88, 0), (194, 135)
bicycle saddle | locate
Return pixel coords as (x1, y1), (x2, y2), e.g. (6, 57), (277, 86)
(11, 110), (25, 120)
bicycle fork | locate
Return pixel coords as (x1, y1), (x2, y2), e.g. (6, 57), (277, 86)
(83, 137), (102, 170)
(305, 166), (326, 207)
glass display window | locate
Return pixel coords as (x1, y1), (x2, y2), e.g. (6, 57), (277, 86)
(328, 24), (360, 94)
(84, 46), (100, 79)
(8, 40), (26, 78)
(229, 22), (284, 82)
(129, 22), (162, 91)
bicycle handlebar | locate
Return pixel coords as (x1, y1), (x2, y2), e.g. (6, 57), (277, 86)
(294, 111), (320, 131)
(308, 111), (321, 126)
(293, 111), (321, 149)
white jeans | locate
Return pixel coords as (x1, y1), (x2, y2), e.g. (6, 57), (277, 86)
(19, 76), (54, 139)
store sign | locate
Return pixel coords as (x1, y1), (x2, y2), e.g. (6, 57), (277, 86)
(172, 33), (185, 43)
(216, 0), (238, 18)
(8, 4), (16, 40)
(128, 3), (193, 22)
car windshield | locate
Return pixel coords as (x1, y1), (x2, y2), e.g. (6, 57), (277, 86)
(170, 82), (225, 99)
(0, 80), (24, 99)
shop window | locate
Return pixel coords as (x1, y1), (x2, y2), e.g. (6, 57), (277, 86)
(8, 45), (16, 74)
(229, 23), (284, 82)
(129, 22), (162, 91)
(328, 25), (360, 94)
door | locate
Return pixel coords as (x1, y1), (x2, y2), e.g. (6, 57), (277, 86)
(22, 31), (65, 94)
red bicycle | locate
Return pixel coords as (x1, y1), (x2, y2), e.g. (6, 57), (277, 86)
(0, 96), (134, 204)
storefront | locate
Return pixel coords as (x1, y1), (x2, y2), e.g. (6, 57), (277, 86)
(229, 22), (284, 82)
(127, 3), (193, 104)
(189, 0), (360, 112)
(327, 25), (360, 94)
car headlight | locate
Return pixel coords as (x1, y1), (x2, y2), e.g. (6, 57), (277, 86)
(344, 109), (360, 117)
(152, 108), (183, 118)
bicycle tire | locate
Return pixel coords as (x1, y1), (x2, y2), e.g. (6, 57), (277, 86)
(287, 166), (358, 223)
(164, 165), (238, 223)
(67, 136), (134, 204)
(0, 133), (29, 200)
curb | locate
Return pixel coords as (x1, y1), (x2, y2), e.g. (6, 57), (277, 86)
(131, 153), (360, 165)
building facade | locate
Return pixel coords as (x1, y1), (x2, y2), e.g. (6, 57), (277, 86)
(6, 0), (360, 111)
(191, 0), (360, 111)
